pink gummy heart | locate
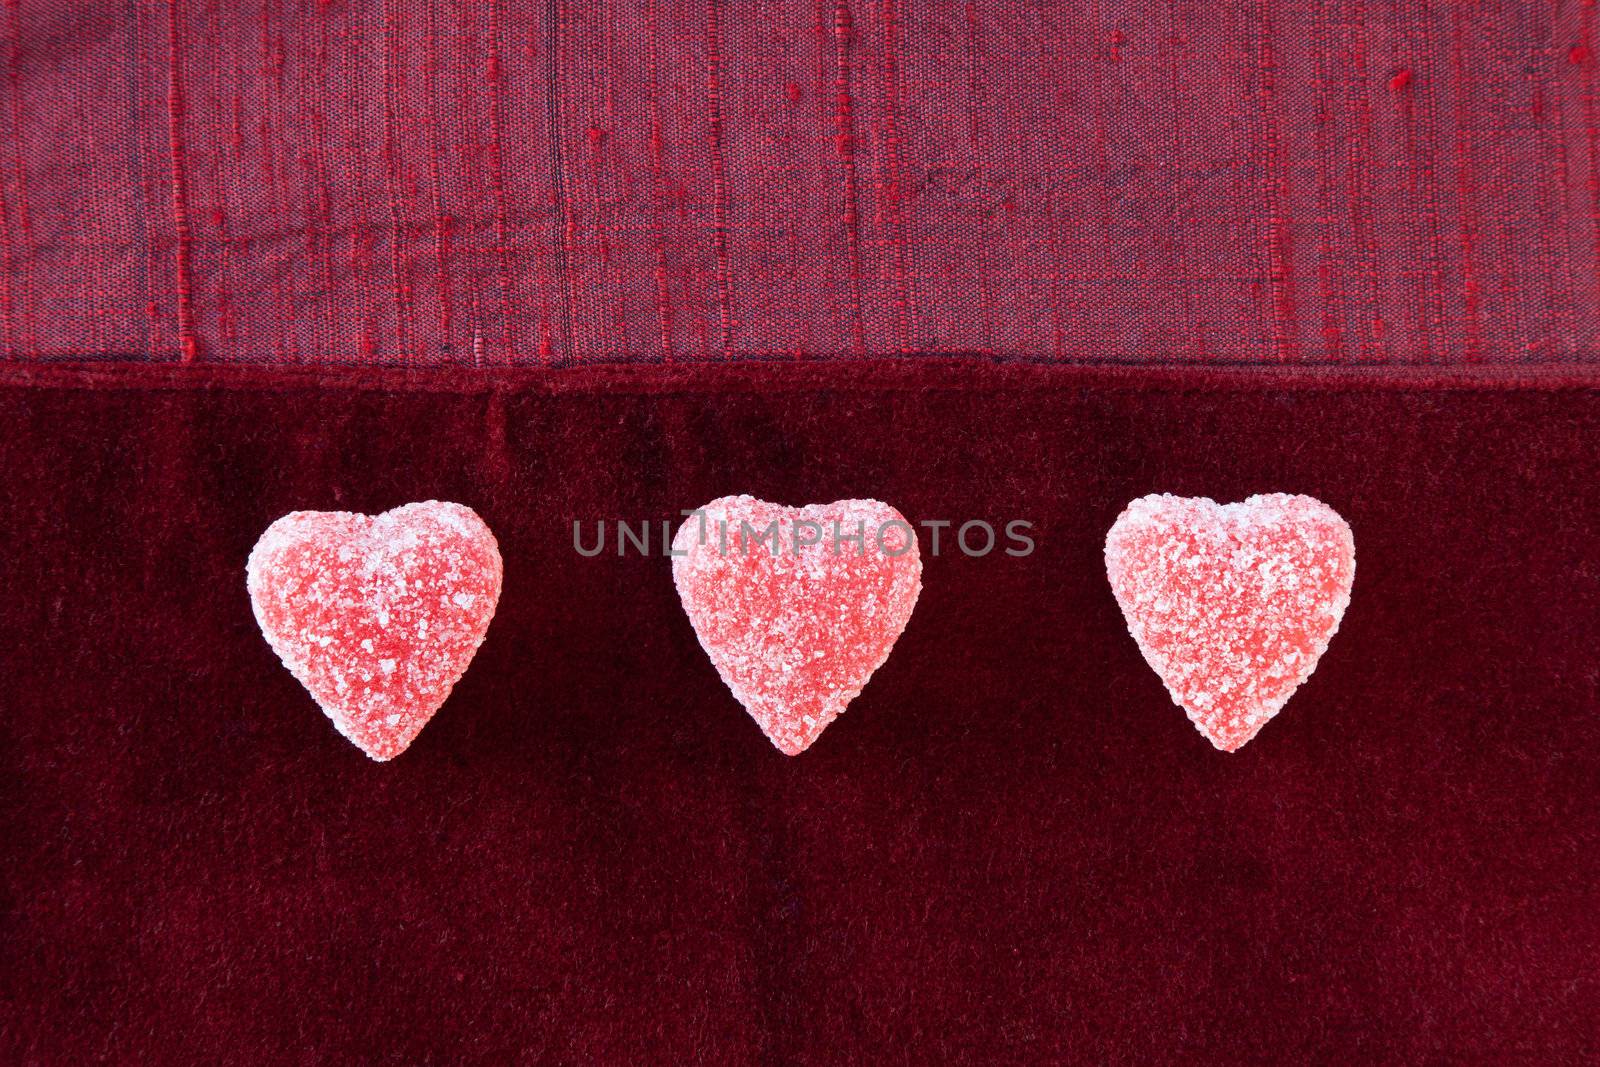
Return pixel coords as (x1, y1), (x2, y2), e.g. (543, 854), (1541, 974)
(246, 501), (503, 761)
(672, 496), (923, 755)
(1104, 493), (1355, 752)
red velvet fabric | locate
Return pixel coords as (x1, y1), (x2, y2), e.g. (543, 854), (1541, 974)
(4, 362), (1597, 1063)
(2, 1), (1600, 367)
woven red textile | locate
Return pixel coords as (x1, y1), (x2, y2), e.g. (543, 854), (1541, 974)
(3, 1), (1600, 367)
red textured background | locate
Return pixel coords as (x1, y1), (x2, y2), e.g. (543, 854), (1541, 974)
(3, 362), (1598, 1062)
(5, 1), (1600, 1062)
(2, 0), (1600, 366)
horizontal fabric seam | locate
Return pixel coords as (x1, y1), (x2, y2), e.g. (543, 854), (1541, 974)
(3, 358), (1599, 396)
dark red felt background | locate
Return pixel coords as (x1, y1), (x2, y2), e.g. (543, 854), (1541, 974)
(3, 362), (1597, 1063)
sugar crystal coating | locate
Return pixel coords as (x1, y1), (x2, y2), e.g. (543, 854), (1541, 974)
(672, 496), (923, 755)
(246, 501), (503, 760)
(1104, 493), (1355, 752)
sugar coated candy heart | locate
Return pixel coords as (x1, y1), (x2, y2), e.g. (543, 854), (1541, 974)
(672, 496), (923, 755)
(1104, 493), (1355, 752)
(246, 501), (503, 760)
